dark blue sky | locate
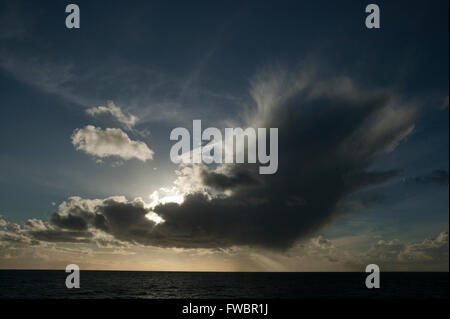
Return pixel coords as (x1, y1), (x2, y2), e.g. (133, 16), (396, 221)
(0, 0), (448, 270)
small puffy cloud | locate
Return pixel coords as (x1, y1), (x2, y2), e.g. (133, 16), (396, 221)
(0, 217), (92, 245)
(400, 232), (449, 263)
(24, 219), (47, 231)
(86, 101), (137, 129)
(0, 223), (40, 246)
(71, 125), (154, 162)
(366, 232), (449, 266)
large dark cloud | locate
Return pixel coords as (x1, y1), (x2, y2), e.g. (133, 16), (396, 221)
(29, 70), (418, 249)
(150, 73), (418, 248)
(25, 197), (156, 246)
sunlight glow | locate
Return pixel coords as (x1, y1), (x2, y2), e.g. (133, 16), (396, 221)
(145, 212), (165, 225)
(148, 189), (184, 208)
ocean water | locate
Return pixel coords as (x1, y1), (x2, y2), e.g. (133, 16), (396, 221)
(0, 270), (447, 299)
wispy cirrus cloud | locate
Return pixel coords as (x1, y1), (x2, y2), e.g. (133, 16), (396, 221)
(86, 101), (138, 130)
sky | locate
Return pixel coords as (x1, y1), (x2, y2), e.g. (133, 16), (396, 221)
(0, 0), (448, 271)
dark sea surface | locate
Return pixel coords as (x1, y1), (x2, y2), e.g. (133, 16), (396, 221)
(0, 270), (447, 299)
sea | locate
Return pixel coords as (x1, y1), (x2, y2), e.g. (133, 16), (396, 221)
(0, 270), (447, 299)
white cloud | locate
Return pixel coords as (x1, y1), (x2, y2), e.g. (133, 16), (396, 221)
(367, 232), (449, 264)
(71, 125), (154, 162)
(86, 101), (138, 129)
(243, 232), (450, 271)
